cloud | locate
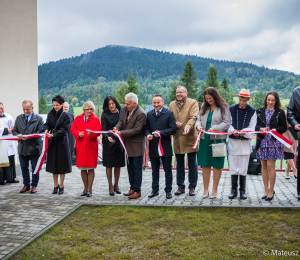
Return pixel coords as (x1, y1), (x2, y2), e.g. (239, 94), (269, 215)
(37, 0), (300, 74)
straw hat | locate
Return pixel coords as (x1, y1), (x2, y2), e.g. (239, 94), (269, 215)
(234, 89), (254, 99)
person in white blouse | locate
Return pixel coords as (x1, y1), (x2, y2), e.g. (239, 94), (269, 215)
(228, 89), (257, 199)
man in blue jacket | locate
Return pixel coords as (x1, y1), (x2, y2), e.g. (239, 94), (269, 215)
(144, 94), (177, 199)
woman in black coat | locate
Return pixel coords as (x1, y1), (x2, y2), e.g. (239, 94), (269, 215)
(44, 95), (72, 195)
(255, 90), (287, 201)
(101, 96), (125, 196)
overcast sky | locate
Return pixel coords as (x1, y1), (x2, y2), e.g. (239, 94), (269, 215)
(38, 0), (300, 74)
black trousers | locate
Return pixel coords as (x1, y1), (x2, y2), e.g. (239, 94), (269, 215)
(0, 155), (16, 182)
(150, 156), (173, 192)
(127, 155), (143, 193)
(175, 152), (198, 189)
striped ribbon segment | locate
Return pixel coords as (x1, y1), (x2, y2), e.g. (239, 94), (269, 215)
(0, 134), (48, 174)
(86, 130), (128, 159)
(192, 130), (293, 149)
(152, 131), (164, 157)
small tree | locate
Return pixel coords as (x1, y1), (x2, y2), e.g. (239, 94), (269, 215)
(38, 96), (48, 114)
(113, 81), (128, 105)
(219, 77), (235, 105)
(168, 82), (178, 103)
(179, 60), (200, 100)
(249, 91), (266, 109)
(126, 70), (143, 105)
(198, 65), (220, 103)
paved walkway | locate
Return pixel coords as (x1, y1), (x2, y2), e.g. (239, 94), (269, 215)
(0, 165), (299, 259)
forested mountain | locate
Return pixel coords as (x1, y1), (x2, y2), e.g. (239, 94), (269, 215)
(38, 45), (300, 105)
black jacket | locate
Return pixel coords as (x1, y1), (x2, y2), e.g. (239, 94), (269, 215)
(144, 108), (177, 158)
(287, 86), (300, 131)
(255, 107), (287, 149)
(12, 112), (44, 156)
(43, 107), (72, 174)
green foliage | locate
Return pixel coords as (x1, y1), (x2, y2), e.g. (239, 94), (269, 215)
(168, 82), (178, 103)
(198, 65), (220, 103)
(113, 81), (128, 104)
(38, 96), (48, 114)
(126, 70), (143, 105)
(179, 60), (200, 99)
(220, 77), (235, 105)
(37, 45), (300, 106)
(249, 91), (266, 109)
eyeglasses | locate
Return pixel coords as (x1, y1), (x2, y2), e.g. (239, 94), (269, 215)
(85, 108), (93, 111)
(176, 92), (186, 94)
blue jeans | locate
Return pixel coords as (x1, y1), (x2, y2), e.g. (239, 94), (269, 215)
(19, 155), (40, 187)
(127, 156), (143, 192)
(175, 152), (198, 189)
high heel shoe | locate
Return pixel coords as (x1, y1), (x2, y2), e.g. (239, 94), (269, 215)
(293, 169), (297, 179)
(114, 185), (121, 194)
(87, 191), (92, 197)
(202, 192), (209, 199)
(109, 192), (115, 196)
(58, 186), (64, 195)
(81, 190), (87, 196)
(265, 191), (275, 201)
(52, 184), (60, 194)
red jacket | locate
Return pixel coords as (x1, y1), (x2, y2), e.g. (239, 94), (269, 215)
(70, 113), (102, 168)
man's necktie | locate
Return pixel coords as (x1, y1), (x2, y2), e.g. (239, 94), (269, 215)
(156, 111), (160, 117)
(25, 116), (28, 125)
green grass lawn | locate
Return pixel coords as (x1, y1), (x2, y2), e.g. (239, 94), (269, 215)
(11, 206), (300, 260)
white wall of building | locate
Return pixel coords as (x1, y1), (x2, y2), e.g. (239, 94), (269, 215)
(0, 0), (38, 119)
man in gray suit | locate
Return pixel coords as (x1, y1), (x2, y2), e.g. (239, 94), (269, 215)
(12, 100), (44, 193)
(114, 93), (146, 199)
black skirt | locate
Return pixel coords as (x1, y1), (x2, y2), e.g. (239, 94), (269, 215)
(284, 152), (294, 160)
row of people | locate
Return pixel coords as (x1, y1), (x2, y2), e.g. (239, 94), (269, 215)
(1, 86), (299, 201)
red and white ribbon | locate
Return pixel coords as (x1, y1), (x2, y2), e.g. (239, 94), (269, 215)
(152, 131), (164, 156)
(86, 130), (128, 159)
(0, 134), (48, 174)
(192, 130), (293, 149)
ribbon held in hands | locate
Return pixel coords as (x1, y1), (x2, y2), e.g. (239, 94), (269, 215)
(0, 134), (48, 174)
(152, 131), (164, 157)
(192, 130), (293, 149)
(86, 130), (128, 160)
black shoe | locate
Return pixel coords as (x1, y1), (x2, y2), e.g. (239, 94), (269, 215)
(81, 190), (87, 196)
(114, 186), (121, 194)
(148, 190), (159, 198)
(229, 190), (238, 199)
(265, 191), (275, 201)
(240, 190), (247, 200)
(87, 191), (92, 197)
(52, 184), (59, 194)
(239, 175), (247, 200)
(294, 175), (298, 179)
(6, 179), (20, 183)
(229, 175), (238, 199)
(0, 182), (6, 185)
(298, 195), (300, 201)
(261, 195), (267, 199)
(166, 192), (172, 199)
(109, 192), (115, 196)
(58, 186), (64, 195)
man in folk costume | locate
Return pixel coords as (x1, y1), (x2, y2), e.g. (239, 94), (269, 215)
(0, 102), (19, 185)
(228, 89), (257, 199)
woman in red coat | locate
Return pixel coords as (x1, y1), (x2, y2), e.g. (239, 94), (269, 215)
(71, 101), (101, 197)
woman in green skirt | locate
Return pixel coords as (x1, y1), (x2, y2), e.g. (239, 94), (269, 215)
(195, 87), (230, 199)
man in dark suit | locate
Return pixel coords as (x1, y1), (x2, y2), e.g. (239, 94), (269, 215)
(114, 92), (146, 199)
(12, 100), (44, 193)
(144, 95), (177, 199)
(63, 102), (76, 165)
